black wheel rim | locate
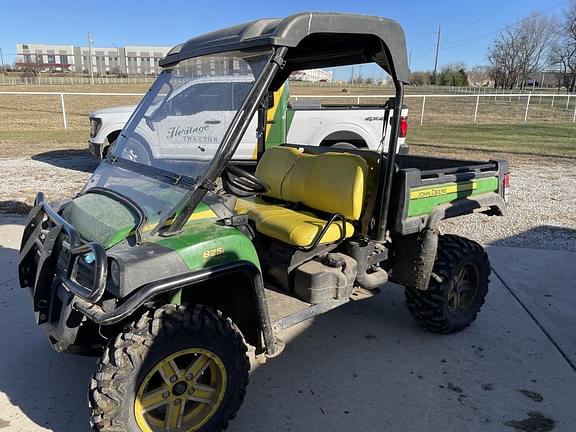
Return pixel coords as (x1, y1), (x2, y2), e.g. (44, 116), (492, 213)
(447, 263), (479, 314)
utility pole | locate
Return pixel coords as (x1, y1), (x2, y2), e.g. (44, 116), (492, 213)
(0, 48), (5, 75)
(433, 24), (441, 82)
(88, 32), (94, 85)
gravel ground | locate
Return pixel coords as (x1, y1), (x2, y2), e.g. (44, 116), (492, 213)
(0, 151), (574, 251)
(442, 159), (576, 251)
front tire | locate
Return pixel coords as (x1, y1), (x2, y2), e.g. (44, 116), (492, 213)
(404, 234), (490, 334)
(89, 304), (249, 432)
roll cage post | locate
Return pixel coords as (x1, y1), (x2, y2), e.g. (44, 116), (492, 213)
(162, 47), (289, 236)
(376, 80), (405, 241)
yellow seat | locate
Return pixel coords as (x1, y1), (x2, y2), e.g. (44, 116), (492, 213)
(236, 146), (368, 247)
(236, 197), (355, 247)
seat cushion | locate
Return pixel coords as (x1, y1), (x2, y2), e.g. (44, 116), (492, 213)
(236, 197), (354, 247)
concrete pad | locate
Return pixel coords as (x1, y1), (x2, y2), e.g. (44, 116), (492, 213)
(488, 246), (576, 369)
(0, 221), (574, 431)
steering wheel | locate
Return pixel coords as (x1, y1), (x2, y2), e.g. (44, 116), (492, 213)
(222, 165), (269, 197)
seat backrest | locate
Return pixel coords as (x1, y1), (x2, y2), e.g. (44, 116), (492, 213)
(255, 146), (300, 199)
(254, 146), (368, 221)
(283, 152), (368, 220)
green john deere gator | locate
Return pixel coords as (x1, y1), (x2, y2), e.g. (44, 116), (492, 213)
(19, 12), (510, 432)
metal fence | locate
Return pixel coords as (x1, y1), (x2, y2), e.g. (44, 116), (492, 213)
(0, 75), (155, 86)
(293, 93), (576, 125)
(0, 91), (575, 131)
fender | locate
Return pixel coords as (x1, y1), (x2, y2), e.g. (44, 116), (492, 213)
(92, 122), (126, 145)
(73, 260), (281, 357)
(310, 122), (377, 148)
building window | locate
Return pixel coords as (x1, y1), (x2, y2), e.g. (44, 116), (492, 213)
(59, 55), (68, 65)
(24, 54), (32, 63)
(47, 55), (56, 64)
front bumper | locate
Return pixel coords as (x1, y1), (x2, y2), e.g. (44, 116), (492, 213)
(18, 193), (108, 351)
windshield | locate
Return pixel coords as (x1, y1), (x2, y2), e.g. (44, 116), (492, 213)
(83, 49), (272, 227)
(112, 49), (272, 181)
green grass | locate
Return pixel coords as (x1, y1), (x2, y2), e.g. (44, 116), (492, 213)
(409, 123), (576, 158)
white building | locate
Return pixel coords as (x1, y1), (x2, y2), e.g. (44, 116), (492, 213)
(290, 68), (332, 82)
(16, 43), (172, 75)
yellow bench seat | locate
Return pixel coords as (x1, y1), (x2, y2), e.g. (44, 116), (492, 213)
(236, 197), (354, 247)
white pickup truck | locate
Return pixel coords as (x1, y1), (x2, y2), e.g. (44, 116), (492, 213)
(88, 83), (408, 159)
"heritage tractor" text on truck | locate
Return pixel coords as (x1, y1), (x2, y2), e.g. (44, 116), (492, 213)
(19, 12), (509, 432)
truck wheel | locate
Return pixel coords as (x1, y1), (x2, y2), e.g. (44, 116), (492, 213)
(89, 304), (249, 432)
(404, 234), (490, 334)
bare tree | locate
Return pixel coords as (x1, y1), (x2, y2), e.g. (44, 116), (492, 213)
(487, 12), (556, 89)
(487, 28), (521, 89)
(516, 13), (556, 89)
(548, 0), (576, 92)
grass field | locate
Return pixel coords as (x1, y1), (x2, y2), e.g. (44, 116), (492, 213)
(0, 83), (574, 159)
(409, 124), (576, 158)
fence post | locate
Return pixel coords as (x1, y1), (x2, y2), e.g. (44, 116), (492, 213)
(566, 94), (571, 111)
(551, 94), (555, 108)
(524, 93), (531, 123)
(420, 95), (426, 126)
(473, 95), (480, 123)
(573, 103), (576, 123)
(357, 96), (360, 105)
(60, 93), (67, 130)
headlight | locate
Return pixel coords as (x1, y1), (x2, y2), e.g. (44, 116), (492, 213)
(89, 117), (102, 138)
(110, 259), (121, 287)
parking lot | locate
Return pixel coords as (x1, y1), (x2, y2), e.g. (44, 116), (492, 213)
(1, 217), (575, 431)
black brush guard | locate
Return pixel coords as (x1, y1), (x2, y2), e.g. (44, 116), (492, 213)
(18, 192), (107, 317)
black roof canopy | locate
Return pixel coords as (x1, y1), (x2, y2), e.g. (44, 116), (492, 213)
(160, 12), (411, 84)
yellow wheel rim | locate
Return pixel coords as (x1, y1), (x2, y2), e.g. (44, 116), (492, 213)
(134, 348), (227, 432)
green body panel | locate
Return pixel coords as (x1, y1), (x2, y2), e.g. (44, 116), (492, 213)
(61, 194), (138, 249)
(152, 219), (261, 272)
(408, 177), (499, 217)
(61, 193), (217, 250)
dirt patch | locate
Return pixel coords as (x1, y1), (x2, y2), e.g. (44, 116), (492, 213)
(504, 411), (555, 432)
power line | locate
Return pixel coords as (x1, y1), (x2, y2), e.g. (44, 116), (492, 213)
(442, 0), (520, 37)
(441, 1), (566, 50)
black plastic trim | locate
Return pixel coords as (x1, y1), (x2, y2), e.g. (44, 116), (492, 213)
(73, 260), (280, 356)
(18, 193), (108, 304)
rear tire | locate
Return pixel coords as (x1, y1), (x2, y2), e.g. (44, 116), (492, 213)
(404, 234), (490, 334)
(89, 304), (249, 432)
